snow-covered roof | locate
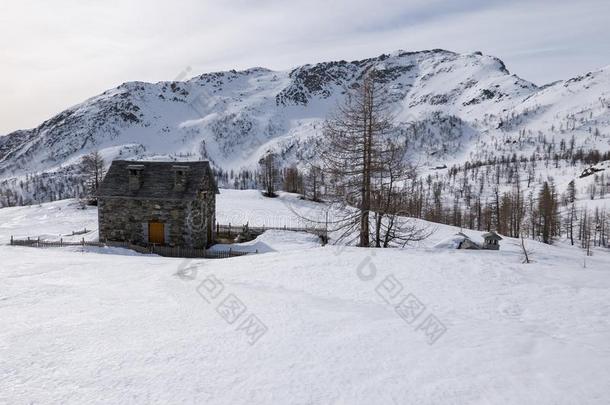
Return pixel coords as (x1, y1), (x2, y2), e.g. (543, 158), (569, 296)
(482, 231), (503, 240)
(98, 160), (217, 200)
(434, 233), (471, 249)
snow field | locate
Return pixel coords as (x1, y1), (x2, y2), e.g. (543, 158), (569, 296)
(1, 190), (609, 404)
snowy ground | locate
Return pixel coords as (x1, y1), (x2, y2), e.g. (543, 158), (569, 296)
(0, 200), (98, 243)
(1, 190), (610, 404)
(216, 189), (326, 228)
(0, 189), (322, 244)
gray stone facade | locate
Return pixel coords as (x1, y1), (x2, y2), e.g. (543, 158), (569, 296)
(482, 231), (502, 250)
(98, 161), (217, 249)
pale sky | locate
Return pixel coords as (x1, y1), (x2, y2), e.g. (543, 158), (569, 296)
(1, 0), (609, 135)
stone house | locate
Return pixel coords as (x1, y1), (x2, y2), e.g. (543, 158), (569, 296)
(455, 232), (480, 250)
(97, 160), (218, 249)
(482, 231), (503, 250)
(450, 231), (503, 250)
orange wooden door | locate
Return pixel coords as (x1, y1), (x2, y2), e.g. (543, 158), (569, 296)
(149, 222), (165, 244)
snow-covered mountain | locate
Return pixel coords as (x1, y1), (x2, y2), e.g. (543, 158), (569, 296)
(1, 49), (609, 204)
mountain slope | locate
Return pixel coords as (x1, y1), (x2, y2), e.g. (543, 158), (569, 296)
(0, 49), (609, 205)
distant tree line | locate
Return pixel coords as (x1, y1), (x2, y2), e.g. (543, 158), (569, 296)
(241, 76), (610, 252)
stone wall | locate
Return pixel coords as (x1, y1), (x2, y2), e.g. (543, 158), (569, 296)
(184, 191), (216, 248)
(98, 192), (215, 248)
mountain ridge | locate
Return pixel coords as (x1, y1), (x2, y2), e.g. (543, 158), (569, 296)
(0, 49), (609, 205)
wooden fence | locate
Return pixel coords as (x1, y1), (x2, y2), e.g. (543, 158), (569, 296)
(216, 223), (328, 243)
(10, 236), (103, 248)
(9, 236), (254, 259)
(103, 240), (253, 259)
(70, 228), (90, 236)
(8, 223), (327, 258)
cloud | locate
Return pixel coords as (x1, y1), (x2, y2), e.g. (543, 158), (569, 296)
(0, 0), (609, 134)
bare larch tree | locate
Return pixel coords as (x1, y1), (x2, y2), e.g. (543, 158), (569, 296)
(81, 150), (105, 204)
(321, 72), (429, 247)
(258, 152), (279, 197)
(321, 73), (392, 246)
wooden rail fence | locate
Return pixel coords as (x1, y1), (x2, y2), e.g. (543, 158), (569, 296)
(9, 236), (254, 259)
(8, 223), (326, 259)
(216, 223), (328, 243)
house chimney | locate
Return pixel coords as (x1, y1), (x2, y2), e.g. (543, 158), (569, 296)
(172, 165), (189, 191)
(127, 164), (144, 190)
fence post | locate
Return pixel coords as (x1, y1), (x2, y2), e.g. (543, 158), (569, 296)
(324, 211), (329, 246)
(10, 236), (13, 245)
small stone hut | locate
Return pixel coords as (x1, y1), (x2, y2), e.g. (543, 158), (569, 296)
(456, 232), (480, 250)
(482, 231), (503, 250)
(97, 160), (218, 249)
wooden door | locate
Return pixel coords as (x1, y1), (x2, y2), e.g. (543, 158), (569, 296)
(149, 222), (165, 245)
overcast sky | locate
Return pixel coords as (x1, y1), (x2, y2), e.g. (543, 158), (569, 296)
(1, 0), (609, 135)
